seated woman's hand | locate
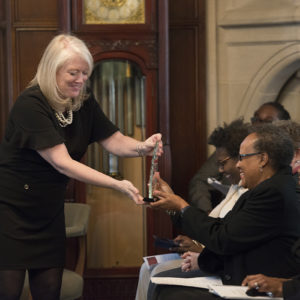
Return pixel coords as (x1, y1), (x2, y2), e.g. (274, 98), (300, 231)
(181, 251), (200, 272)
(152, 172), (174, 194)
(150, 191), (187, 211)
(242, 274), (288, 297)
(171, 235), (204, 253)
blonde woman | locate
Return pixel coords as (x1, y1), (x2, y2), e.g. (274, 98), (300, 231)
(0, 34), (162, 299)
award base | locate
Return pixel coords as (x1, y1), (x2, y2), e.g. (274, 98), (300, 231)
(143, 197), (156, 203)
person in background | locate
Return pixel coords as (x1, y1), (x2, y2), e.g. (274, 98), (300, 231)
(0, 34), (162, 300)
(148, 123), (300, 300)
(189, 101), (291, 213)
(135, 119), (250, 300)
(274, 120), (300, 187)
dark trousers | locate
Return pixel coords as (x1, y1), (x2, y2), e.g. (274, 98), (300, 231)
(147, 267), (223, 300)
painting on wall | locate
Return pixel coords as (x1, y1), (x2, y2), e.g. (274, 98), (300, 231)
(84, 0), (145, 24)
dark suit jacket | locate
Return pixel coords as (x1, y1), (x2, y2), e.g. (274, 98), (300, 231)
(283, 276), (300, 300)
(282, 238), (300, 300)
(175, 166), (300, 285)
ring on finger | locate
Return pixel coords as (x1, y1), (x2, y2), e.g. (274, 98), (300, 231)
(254, 282), (259, 289)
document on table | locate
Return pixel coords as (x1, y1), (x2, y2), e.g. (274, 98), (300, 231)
(143, 253), (181, 269)
(150, 276), (222, 289)
(150, 277), (283, 299)
(209, 285), (283, 299)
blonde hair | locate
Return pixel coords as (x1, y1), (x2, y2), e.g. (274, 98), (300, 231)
(29, 34), (94, 112)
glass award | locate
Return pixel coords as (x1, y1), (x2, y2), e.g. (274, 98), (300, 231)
(143, 142), (159, 202)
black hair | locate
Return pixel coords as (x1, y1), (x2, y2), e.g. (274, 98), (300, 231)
(250, 123), (294, 170)
(274, 120), (300, 150)
(262, 102), (291, 120)
(208, 119), (250, 158)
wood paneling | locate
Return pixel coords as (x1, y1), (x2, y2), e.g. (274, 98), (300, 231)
(0, 0), (11, 141)
(0, 29), (7, 140)
(0, 0), (5, 21)
(169, 0), (199, 20)
(10, 0), (58, 99)
(169, 0), (206, 199)
(15, 30), (56, 93)
(14, 0), (57, 23)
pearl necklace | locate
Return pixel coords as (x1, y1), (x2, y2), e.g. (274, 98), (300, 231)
(55, 110), (73, 127)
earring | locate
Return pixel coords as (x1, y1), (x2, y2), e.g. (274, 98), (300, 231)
(259, 166), (263, 173)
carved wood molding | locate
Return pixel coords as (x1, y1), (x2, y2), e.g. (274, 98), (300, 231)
(86, 38), (158, 68)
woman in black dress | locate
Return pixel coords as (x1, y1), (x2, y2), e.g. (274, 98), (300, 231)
(0, 34), (162, 300)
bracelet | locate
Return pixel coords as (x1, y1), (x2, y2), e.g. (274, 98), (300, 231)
(136, 143), (143, 157)
(166, 210), (177, 216)
(192, 240), (202, 248)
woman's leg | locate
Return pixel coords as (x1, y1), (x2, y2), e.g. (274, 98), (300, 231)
(0, 269), (26, 300)
(28, 267), (63, 300)
(136, 259), (183, 300)
(135, 262), (155, 300)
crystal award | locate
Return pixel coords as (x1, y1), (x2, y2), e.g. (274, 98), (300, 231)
(143, 142), (159, 202)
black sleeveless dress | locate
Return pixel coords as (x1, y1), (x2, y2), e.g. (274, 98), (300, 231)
(0, 86), (118, 269)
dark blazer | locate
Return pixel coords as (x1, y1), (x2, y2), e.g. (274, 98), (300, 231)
(282, 238), (300, 300)
(176, 166), (300, 285)
(283, 276), (300, 300)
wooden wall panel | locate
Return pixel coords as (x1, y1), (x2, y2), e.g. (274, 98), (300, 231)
(0, 0), (5, 20)
(0, 0), (11, 141)
(14, 0), (57, 23)
(169, 0), (199, 20)
(15, 30), (57, 93)
(0, 29), (7, 140)
(11, 0), (58, 100)
(169, 0), (206, 199)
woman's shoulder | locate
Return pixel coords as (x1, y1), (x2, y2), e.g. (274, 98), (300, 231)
(14, 86), (51, 110)
(9, 86), (54, 124)
(17, 85), (44, 101)
(250, 167), (295, 198)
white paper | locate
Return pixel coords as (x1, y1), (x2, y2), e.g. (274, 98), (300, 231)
(209, 285), (283, 300)
(150, 276), (223, 289)
(143, 253), (181, 269)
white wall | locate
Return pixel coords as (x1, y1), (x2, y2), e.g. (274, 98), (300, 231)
(206, 0), (300, 153)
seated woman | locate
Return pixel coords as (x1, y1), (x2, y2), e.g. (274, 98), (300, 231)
(148, 123), (300, 300)
(240, 120), (300, 300)
(135, 119), (250, 300)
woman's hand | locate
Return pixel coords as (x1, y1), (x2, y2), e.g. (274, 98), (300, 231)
(242, 274), (288, 297)
(138, 133), (163, 157)
(171, 235), (204, 253)
(181, 251), (200, 272)
(116, 180), (144, 204)
(150, 191), (188, 211)
(147, 174), (188, 210)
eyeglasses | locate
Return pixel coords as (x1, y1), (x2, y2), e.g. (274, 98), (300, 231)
(239, 152), (262, 161)
(217, 156), (231, 169)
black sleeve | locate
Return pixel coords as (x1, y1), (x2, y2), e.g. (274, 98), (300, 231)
(188, 152), (219, 212)
(188, 152), (229, 212)
(4, 93), (64, 150)
(179, 182), (286, 255)
(283, 277), (300, 299)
